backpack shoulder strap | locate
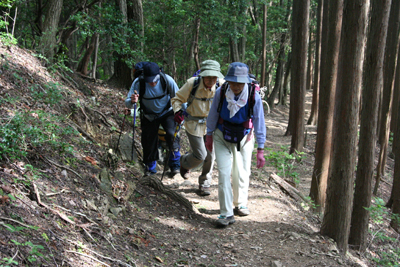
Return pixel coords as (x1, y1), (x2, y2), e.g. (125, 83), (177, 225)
(248, 82), (260, 118)
(187, 77), (201, 108)
(217, 82), (229, 113)
(138, 74), (146, 105)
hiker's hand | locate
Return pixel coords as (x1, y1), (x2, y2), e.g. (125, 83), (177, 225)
(205, 135), (213, 152)
(124, 108), (130, 115)
(256, 148), (265, 169)
(174, 110), (184, 124)
(131, 93), (139, 103)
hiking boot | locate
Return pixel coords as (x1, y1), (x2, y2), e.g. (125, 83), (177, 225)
(199, 186), (211, 196)
(170, 168), (180, 176)
(216, 215), (235, 227)
(143, 170), (157, 177)
(234, 206), (250, 216)
(179, 158), (190, 179)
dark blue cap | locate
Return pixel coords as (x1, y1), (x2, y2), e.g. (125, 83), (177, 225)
(143, 62), (160, 83)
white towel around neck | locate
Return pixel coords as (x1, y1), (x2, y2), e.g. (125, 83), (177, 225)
(225, 83), (249, 118)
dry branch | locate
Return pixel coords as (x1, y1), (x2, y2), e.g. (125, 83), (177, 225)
(139, 175), (199, 213)
(269, 173), (309, 203)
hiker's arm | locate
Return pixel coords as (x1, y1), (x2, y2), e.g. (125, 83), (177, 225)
(206, 87), (221, 135)
(171, 78), (194, 113)
(125, 80), (139, 109)
(252, 93), (266, 149)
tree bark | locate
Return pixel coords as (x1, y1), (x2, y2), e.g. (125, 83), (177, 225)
(77, 34), (97, 76)
(390, 98), (400, 232)
(321, 0), (368, 254)
(288, 0), (309, 153)
(307, 0), (323, 126)
(261, 4), (268, 87)
(374, 1), (400, 194)
(193, 17), (201, 71)
(349, 0), (391, 251)
(40, 0), (63, 62)
(309, 0), (343, 211)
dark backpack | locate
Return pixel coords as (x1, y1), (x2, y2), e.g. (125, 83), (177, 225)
(138, 68), (174, 115)
(133, 62), (150, 81)
(186, 76), (220, 109)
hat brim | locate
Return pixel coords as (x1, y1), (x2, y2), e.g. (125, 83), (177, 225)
(144, 75), (157, 83)
(224, 75), (251, 83)
(199, 70), (224, 79)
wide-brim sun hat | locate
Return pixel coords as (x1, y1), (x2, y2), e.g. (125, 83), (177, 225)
(143, 62), (161, 83)
(198, 60), (224, 79)
(224, 62), (251, 83)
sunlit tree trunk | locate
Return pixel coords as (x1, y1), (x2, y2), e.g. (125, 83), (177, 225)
(349, 0), (391, 250)
(321, 0), (368, 253)
(40, 0), (63, 62)
(309, 0), (343, 211)
(307, 0), (322, 126)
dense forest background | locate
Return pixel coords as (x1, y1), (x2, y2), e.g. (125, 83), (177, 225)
(1, 0), (400, 262)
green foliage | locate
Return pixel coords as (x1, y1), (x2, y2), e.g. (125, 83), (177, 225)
(10, 240), (44, 263)
(0, 109), (78, 161)
(365, 197), (400, 266)
(0, 0), (18, 46)
(264, 145), (305, 184)
(29, 82), (63, 107)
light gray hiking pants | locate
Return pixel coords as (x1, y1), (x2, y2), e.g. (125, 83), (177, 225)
(180, 131), (215, 187)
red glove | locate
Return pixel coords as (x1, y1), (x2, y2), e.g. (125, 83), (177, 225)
(256, 149), (265, 169)
(174, 110), (184, 124)
(205, 135), (213, 152)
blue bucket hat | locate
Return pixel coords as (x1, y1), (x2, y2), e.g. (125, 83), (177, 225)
(143, 62), (160, 83)
(224, 62), (251, 83)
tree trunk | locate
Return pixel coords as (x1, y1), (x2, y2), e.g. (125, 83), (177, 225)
(40, 0), (63, 62)
(77, 34), (97, 76)
(307, 0), (322, 126)
(349, 0), (391, 251)
(374, 1), (400, 195)
(306, 31), (314, 91)
(321, 0), (368, 254)
(281, 52), (291, 106)
(230, 36), (240, 63)
(390, 99), (400, 232)
(288, 0), (309, 153)
(193, 17), (201, 71)
(261, 4), (267, 87)
(268, 32), (286, 109)
(309, 0), (343, 211)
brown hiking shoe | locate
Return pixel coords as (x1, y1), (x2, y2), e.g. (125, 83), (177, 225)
(179, 158), (189, 179)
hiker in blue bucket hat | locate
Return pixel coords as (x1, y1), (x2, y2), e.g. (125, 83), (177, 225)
(206, 62), (266, 227)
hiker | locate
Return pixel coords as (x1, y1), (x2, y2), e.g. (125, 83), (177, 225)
(125, 62), (181, 176)
(171, 60), (224, 196)
(206, 62), (266, 227)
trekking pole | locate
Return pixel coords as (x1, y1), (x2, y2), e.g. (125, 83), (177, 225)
(131, 103), (137, 161)
(115, 113), (127, 152)
(161, 123), (181, 181)
(131, 90), (138, 162)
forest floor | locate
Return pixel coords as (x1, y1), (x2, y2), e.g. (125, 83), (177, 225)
(0, 42), (398, 267)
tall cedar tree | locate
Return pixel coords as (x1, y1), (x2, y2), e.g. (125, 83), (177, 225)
(309, 0), (343, 210)
(374, 1), (400, 194)
(349, 0), (391, 250)
(307, 0), (323, 126)
(288, 0), (309, 152)
(321, 0), (368, 253)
